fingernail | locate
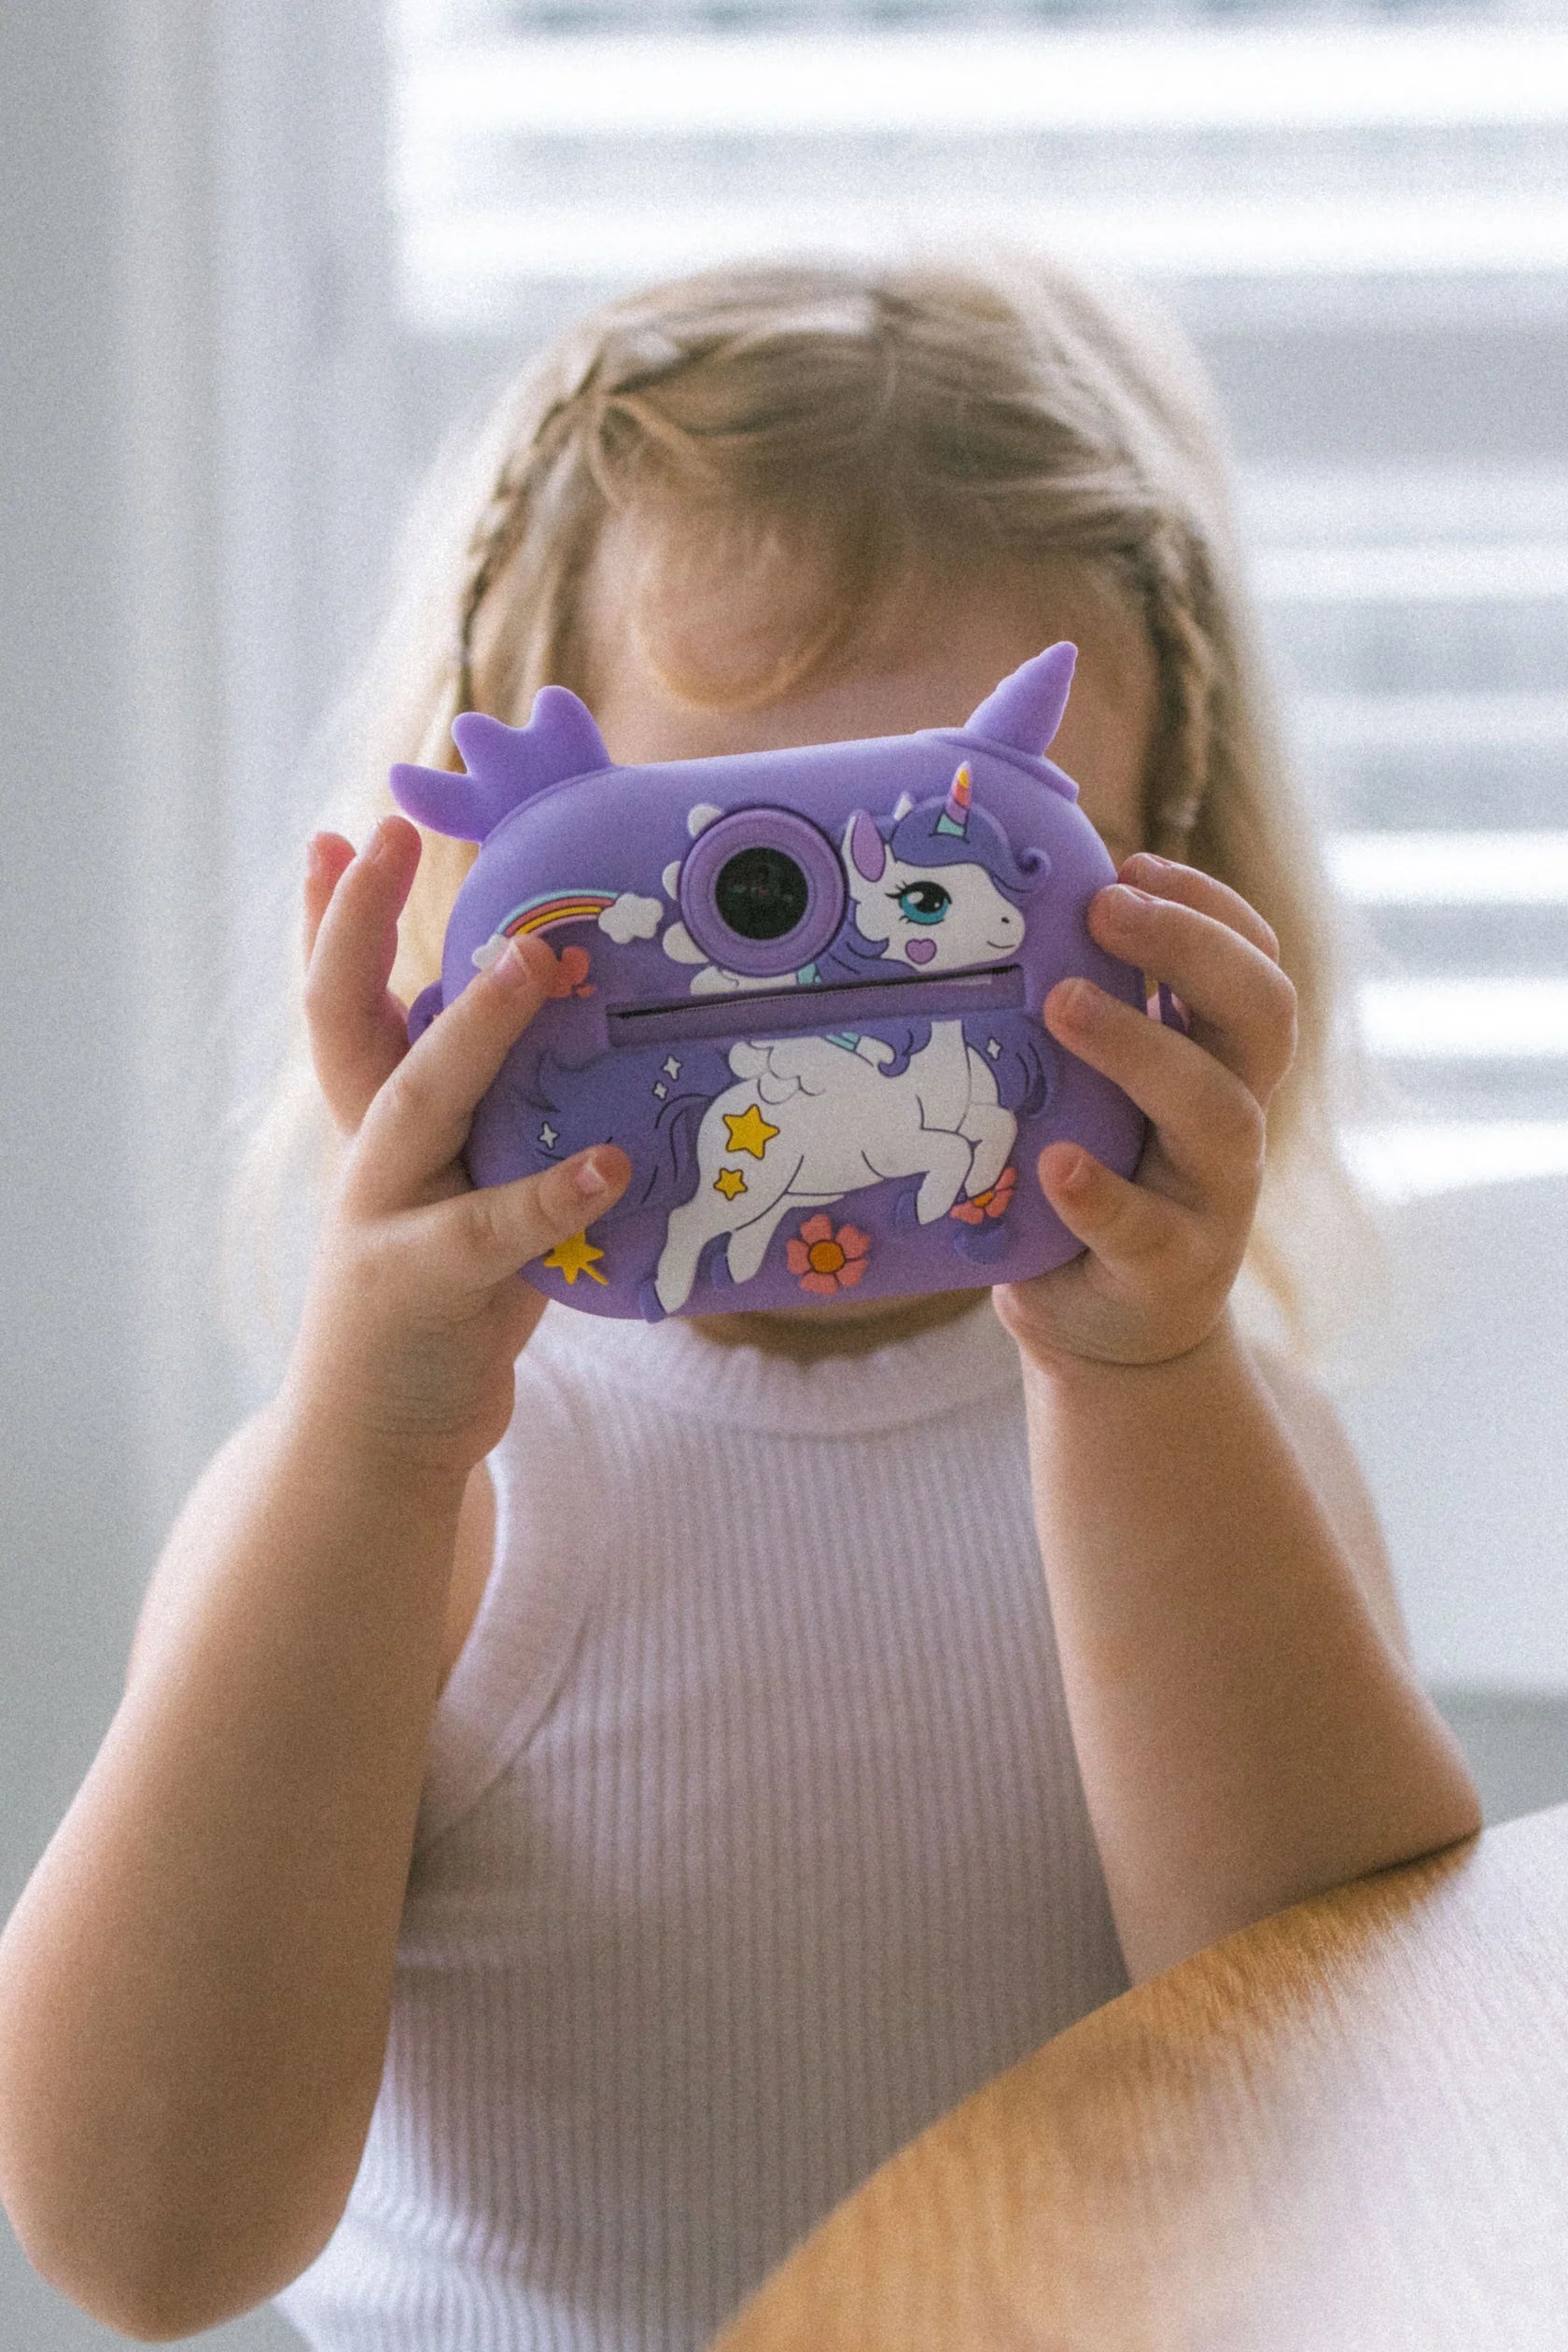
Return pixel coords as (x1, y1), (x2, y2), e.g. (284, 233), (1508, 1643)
(366, 818), (395, 862)
(1109, 883), (1157, 909)
(1056, 1151), (1092, 1195)
(486, 936), (531, 986)
(1056, 977), (1101, 1025)
(572, 1151), (611, 1200)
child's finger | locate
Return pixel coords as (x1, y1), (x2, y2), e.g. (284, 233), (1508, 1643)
(306, 817), (420, 1007)
(1043, 978), (1266, 1211)
(1115, 853), (1282, 964)
(347, 933), (561, 1217)
(1035, 1141), (1201, 1284)
(1085, 885), (1297, 1106)
(302, 833), (357, 966)
(304, 818), (424, 1132)
(399, 1144), (633, 1296)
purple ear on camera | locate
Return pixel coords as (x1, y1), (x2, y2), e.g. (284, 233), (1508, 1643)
(390, 685), (615, 843)
(964, 641), (1077, 758)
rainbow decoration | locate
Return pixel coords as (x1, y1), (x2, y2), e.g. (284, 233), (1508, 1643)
(497, 890), (618, 939)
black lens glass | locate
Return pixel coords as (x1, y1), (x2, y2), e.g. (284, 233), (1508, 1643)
(712, 847), (810, 942)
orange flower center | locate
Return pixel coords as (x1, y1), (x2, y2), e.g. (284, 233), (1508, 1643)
(807, 1239), (847, 1275)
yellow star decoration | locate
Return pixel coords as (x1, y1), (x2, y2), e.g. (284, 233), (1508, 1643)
(721, 1103), (779, 1159)
(541, 1229), (609, 1285)
(713, 1167), (748, 1199)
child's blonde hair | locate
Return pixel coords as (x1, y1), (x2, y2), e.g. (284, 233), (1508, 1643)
(234, 251), (1377, 1361)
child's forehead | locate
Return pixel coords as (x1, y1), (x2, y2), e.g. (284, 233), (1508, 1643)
(573, 512), (1155, 864)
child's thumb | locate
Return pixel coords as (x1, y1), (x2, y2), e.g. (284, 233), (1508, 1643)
(454, 1146), (632, 1291)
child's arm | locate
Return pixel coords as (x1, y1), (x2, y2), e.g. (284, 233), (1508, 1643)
(995, 854), (1482, 1986)
(1249, 1341), (1413, 1661)
(0, 821), (629, 2341)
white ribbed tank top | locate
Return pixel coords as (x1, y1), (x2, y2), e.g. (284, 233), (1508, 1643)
(273, 1296), (1127, 2351)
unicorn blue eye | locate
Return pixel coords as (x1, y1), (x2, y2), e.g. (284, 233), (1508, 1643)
(895, 881), (951, 926)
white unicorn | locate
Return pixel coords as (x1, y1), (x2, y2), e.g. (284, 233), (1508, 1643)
(651, 770), (1029, 1315)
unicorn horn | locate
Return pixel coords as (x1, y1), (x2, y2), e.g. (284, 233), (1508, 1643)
(935, 763), (973, 838)
(964, 642), (1077, 755)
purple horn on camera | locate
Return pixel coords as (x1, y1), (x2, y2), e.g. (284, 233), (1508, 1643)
(964, 641), (1077, 757)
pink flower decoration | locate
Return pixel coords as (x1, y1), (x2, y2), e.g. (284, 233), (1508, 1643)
(546, 943), (595, 998)
(786, 1214), (871, 1296)
(950, 1162), (1018, 1225)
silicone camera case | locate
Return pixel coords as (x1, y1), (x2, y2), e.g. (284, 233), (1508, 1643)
(392, 641), (1155, 1322)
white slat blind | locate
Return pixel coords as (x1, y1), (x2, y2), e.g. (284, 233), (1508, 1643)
(389, 0), (1568, 1205)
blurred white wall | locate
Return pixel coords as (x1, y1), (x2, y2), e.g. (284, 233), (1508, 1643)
(1, 5), (322, 2343)
(2, 2), (145, 1849)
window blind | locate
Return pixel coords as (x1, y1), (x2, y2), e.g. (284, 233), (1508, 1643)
(389, 0), (1568, 1203)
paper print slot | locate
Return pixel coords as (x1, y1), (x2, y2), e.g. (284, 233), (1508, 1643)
(606, 964), (1028, 1048)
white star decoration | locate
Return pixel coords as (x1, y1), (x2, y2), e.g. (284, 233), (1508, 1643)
(652, 1083), (667, 1099)
(540, 1123), (558, 1146)
(663, 1057), (681, 1078)
(986, 1039), (1001, 1059)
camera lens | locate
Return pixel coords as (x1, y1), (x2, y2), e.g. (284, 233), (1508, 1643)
(678, 806), (846, 978)
(713, 847), (811, 942)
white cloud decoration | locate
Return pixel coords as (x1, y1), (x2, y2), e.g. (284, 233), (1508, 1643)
(598, 890), (665, 944)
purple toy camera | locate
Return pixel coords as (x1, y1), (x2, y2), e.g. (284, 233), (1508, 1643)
(392, 641), (1153, 1322)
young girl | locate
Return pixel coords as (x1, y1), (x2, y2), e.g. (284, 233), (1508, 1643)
(0, 258), (1478, 2349)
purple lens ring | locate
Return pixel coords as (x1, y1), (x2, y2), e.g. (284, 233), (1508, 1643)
(678, 806), (847, 978)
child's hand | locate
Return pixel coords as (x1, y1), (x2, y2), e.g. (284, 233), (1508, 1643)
(285, 816), (630, 1479)
(993, 852), (1297, 1372)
